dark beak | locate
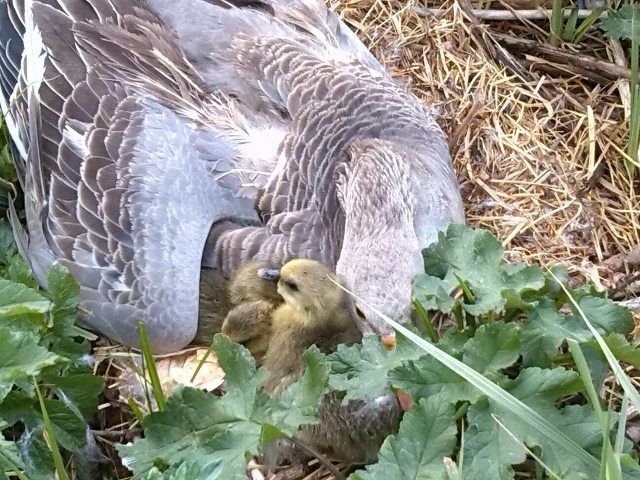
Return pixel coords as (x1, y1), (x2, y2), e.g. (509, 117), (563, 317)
(257, 267), (280, 282)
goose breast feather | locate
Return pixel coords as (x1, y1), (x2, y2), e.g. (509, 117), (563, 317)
(0, 0), (465, 353)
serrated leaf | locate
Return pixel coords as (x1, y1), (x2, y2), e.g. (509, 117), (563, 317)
(505, 367), (582, 410)
(389, 354), (478, 405)
(521, 299), (591, 367)
(0, 326), (60, 384)
(17, 425), (55, 480)
(0, 279), (50, 318)
(576, 295), (633, 336)
(262, 346), (328, 435)
(600, 4), (640, 42)
(462, 321), (520, 377)
(350, 395), (457, 480)
(437, 327), (470, 358)
(141, 458), (224, 480)
(43, 399), (88, 451)
(416, 225), (545, 316)
(328, 334), (423, 402)
(462, 399), (523, 480)
(44, 373), (105, 421)
(118, 336), (328, 479)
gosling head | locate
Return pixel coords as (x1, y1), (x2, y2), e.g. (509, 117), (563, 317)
(259, 258), (349, 325)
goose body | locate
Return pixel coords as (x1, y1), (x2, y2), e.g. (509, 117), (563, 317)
(0, 0), (465, 353)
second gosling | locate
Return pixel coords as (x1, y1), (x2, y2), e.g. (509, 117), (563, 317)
(221, 260), (283, 364)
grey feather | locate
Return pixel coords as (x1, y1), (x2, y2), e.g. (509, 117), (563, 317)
(1, 0), (465, 353)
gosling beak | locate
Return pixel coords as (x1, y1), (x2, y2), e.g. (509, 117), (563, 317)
(257, 267), (280, 282)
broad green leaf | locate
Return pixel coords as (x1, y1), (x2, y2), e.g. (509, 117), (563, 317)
(44, 373), (105, 421)
(416, 225), (545, 316)
(437, 327), (470, 358)
(16, 425), (55, 480)
(505, 367), (582, 410)
(118, 336), (328, 479)
(350, 395), (457, 480)
(585, 333), (640, 368)
(521, 299), (591, 367)
(600, 4), (640, 43)
(141, 459), (224, 480)
(0, 392), (87, 452)
(0, 279), (50, 318)
(46, 264), (80, 335)
(462, 398), (523, 480)
(462, 367), (592, 480)
(0, 326), (60, 383)
(118, 384), (262, 480)
(43, 399), (88, 451)
(575, 295), (633, 336)
(328, 334), (422, 402)
(462, 321), (520, 377)
(389, 354), (478, 405)
(262, 346), (328, 435)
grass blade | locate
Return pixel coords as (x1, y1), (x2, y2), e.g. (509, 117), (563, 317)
(549, 271), (640, 416)
(573, 7), (604, 43)
(33, 377), (70, 480)
(412, 298), (438, 342)
(550, 0), (565, 45)
(137, 322), (166, 412)
(0, 448), (29, 480)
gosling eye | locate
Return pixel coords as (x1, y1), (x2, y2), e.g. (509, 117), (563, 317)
(284, 280), (299, 292)
(355, 305), (366, 321)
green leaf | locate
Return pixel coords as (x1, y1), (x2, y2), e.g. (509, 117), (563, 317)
(328, 334), (422, 402)
(0, 423), (22, 473)
(600, 4), (640, 43)
(141, 459), (224, 480)
(575, 295), (633, 336)
(16, 425), (55, 480)
(44, 373), (105, 421)
(0, 279), (50, 318)
(0, 326), (60, 384)
(118, 335), (329, 479)
(350, 395), (457, 480)
(42, 399), (88, 451)
(585, 333), (640, 368)
(262, 346), (328, 435)
(521, 299), (591, 367)
(462, 321), (521, 378)
(416, 225), (545, 316)
(462, 398), (524, 480)
(462, 367), (593, 479)
(389, 354), (478, 405)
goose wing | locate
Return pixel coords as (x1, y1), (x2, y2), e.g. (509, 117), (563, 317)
(1, 0), (260, 353)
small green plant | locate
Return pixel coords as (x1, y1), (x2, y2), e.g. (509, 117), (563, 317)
(549, 2), (604, 45)
(115, 225), (640, 480)
(0, 218), (104, 480)
(600, 2), (640, 174)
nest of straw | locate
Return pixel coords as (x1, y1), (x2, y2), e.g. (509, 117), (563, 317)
(335, 0), (640, 298)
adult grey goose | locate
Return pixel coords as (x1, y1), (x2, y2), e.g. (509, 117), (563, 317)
(0, 0), (465, 354)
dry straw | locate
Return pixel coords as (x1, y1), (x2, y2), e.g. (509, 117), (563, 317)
(334, 0), (639, 292)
